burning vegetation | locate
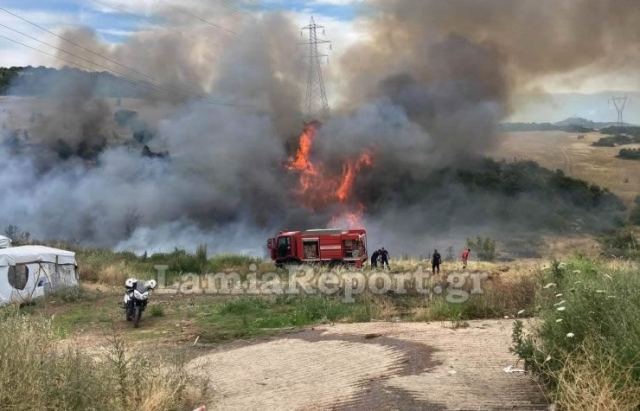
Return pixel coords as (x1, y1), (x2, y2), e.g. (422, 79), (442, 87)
(286, 121), (373, 228)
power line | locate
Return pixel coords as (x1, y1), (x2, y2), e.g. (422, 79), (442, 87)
(0, 22), (201, 101)
(217, 0), (254, 16)
(0, 32), (158, 96)
(88, 0), (148, 19)
(0, 5), (222, 99)
(0, 6), (186, 84)
(0, 7), (245, 107)
(0, 23), (130, 75)
(0, 28), (249, 107)
(90, 0), (237, 36)
(169, 5), (237, 35)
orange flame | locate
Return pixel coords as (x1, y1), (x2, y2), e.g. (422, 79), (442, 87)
(329, 203), (367, 229)
(286, 122), (373, 227)
(336, 152), (373, 203)
(287, 121), (318, 173)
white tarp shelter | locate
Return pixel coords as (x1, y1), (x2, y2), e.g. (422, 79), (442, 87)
(0, 245), (78, 305)
(0, 236), (10, 249)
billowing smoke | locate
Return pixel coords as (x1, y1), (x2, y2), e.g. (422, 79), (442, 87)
(0, 10), (310, 254)
(0, 1), (634, 256)
(342, 0), (640, 99)
(312, 0), (636, 254)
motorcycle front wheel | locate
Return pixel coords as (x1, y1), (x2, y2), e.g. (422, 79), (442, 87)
(133, 306), (142, 328)
(126, 304), (133, 321)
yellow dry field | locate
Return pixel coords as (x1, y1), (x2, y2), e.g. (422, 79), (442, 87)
(488, 131), (640, 207)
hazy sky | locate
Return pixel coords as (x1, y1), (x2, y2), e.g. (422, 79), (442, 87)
(0, 1), (362, 63)
(1, 0), (639, 123)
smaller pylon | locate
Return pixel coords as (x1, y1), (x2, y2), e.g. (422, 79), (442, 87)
(610, 96), (628, 126)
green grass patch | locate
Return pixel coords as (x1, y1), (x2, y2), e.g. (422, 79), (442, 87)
(149, 304), (165, 317)
(51, 301), (114, 337)
(196, 295), (369, 342)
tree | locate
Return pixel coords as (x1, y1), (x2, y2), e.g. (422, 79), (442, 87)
(466, 236), (497, 261)
(4, 225), (31, 246)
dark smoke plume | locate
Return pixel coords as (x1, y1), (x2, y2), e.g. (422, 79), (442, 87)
(0, 0), (635, 255)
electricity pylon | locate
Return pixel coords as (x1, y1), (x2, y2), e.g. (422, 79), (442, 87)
(301, 16), (331, 120)
(611, 96), (628, 126)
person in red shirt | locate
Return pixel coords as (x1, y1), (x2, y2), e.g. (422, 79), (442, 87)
(461, 248), (471, 269)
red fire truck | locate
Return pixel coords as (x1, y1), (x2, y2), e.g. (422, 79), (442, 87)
(267, 228), (368, 268)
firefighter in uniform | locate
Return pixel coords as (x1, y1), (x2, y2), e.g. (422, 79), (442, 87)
(380, 248), (390, 270)
(370, 249), (380, 268)
(432, 249), (441, 274)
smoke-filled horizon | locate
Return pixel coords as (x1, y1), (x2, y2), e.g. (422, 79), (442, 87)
(0, 1), (635, 255)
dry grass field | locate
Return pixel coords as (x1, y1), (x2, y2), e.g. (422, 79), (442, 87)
(2, 104), (638, 408)
(4, 254), (639, 410)
(488, 131), (640, 207)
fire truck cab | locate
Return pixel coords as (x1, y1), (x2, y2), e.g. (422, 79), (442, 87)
(267, 228), (368, 268)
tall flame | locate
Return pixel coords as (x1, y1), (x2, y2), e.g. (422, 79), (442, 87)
(287, 121), (318, 174)
(336, 152), (373, 203)
(286, 122), (373, 228)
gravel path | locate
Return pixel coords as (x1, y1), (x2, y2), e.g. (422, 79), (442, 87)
(188, 320), (548, 410)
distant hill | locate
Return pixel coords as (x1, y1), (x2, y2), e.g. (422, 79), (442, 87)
(555, 117), (597, 128)
(510, 91), (640, 125)
(555, 117), (628, 129)
(0, 66), (145, 98)
(501, 116), (632, 133)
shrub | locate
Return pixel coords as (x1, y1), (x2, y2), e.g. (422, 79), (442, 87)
(149, 305), (165, 317)
(3, 224), (31, 245)
(599, 228), (639, 259)
(599, 126), (640, 139)
(466, 236), (497, 261)
(592, 135), (632, 147)
(618, 148), (640, 160)
(0, 312), (205, 410)
(208, 254), (261, 272)
(554, 343), (640, 410)
(593, 128), (640, 147)
(51, 286), (84, 303)
(196, 244), (208, 263)
(220, 297), (269, 315)
(77, 248), (154, 284)
(512, 258), (640, 407)
(160, 249), (207, 274)
(75, 246), (264, 285)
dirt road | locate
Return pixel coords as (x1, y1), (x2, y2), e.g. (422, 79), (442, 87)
(189, 320), (548, 410)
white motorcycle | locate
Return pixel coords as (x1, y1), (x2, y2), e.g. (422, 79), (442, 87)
(123, 278), (157, 328)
